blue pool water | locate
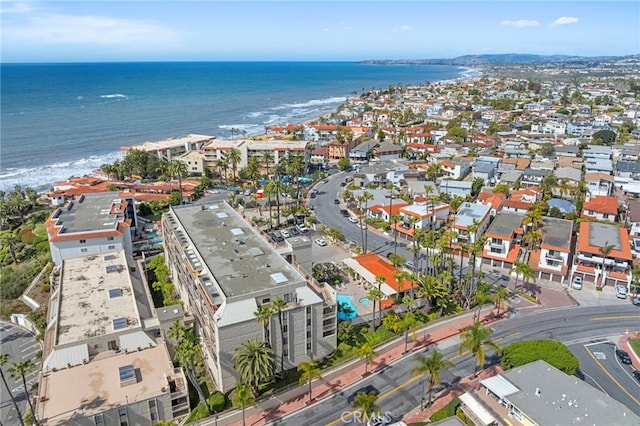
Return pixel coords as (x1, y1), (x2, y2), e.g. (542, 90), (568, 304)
(148, 233), (159, 238)
(337, 294), (357, 320)
(359, 298), (370, 305)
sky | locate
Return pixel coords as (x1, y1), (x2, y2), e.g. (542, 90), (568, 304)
(1, 0), (639, 63)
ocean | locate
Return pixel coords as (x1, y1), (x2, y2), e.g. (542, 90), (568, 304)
(0, 61), (473, 193)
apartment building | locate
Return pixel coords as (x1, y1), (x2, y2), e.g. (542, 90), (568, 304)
(528, 217), (574, 283)
(121, 134), (214, 162)
(38, 251), (189, 425)
(572, 221), (633, 289)
(162, 202), (337, 392)
(45, 192), (138, 266)
(481, 212), (524, 270)
(452, 202), (492, 246)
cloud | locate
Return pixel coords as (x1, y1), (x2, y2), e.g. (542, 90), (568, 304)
(0, 2), (33, 14)
(550, 16), (579, 27)
(500, 20), (539, 28)
(3, 13), (187, 49)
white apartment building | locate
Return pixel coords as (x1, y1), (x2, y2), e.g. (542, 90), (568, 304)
(121, 134), (214, 162)
(162, 202), (337, 392)
(481, 212), (525, 270)
(529, 217), (574, 283)
(45, 192), (139, 266)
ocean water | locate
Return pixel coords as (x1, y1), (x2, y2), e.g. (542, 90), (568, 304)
(1, 61), (472, 193)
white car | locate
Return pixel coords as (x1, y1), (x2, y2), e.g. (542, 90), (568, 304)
(572, 276), (583, 290)
(348, 216), (359, 223)
(616, 285), (628, 299)
(280, 229), (290, 238)
(297, 223), (310, 233)
(314, 238), (327, 247)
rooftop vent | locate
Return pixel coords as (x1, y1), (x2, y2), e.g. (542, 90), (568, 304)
(105, 265), (118, 274)
(216, 212), (229, 219)
(231, 228), (244, 235)
(118, 364), (137, 387)
(108, 288), (123, 298)
(270, 272), (289, 284)
(112, 317), (127, 331)
(104, 254), (116, 261)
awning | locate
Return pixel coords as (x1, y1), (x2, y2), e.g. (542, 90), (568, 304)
(120, 330), (157, 352)
(480, 374), (519, 399)
(459, 392), (498, 426)
(342, 257), (397, 296)
(43, 344), (89, 372)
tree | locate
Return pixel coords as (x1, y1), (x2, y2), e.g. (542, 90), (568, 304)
(298, 360), (322, 404)
(254, 305), (272, 346)
(410, 349), (454, 407)
(351, 390), (380, 421)
(591, 129), (616, 145)
(356, 191), (373, 253)
(233, 339), (275, 393)
(0, 231), (20, 264)
(471, 178), (484, 196)
(493, 287), (508, 317)
(598, 241), (615, 287)
(9, 359), (38, 426)
(356, 338), (377, 376)
(458, 322), (500, 376)
(0, 354), (24, 426)
(226, 148), (243, 181)
(232, 383), (256, 426)
(167, 160), (188, 205)
(270, 298), (288, 377)
(337, 158), (351, 171)
(167, 321), (208, 406)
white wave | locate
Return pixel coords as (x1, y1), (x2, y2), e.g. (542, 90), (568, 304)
(246, 111), (264, 118)
(76, 96), (84, 100)
(0, 151), (124, 194)
(100, 94), (128, 99)
(270, 96), (346, 111)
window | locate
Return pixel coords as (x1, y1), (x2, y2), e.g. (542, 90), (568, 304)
(108, 340), (117, 350)
(94, 343), (101, 349)
(262, 298), (270, 305)
(306, 306), (311, 315)
(307, 342), (312, 351)
(108, 245), (116, 250)
(306, 318), (311, 326)
(283, 337), (288, 345)
(283, 324), (288, 333)
(107, 236), (114, 241)
(81, 248), (88, 253)
(284, 293), (292, 303)
(118, 407), (127, 416)
(94, 414), (104, 425)
(306, 331), (311, 338)
(80, 239), (86, 244)
(283, 349), (289, 357)
(282, 312), (288, 321)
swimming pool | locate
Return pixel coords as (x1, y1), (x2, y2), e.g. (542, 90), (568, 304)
(337, 294), (357, 320)
(359, 298), (370, 305)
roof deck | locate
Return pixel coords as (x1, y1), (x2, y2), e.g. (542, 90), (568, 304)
(48, 192), (130, 236)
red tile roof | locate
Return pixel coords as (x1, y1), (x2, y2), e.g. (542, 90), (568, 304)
(576, 221), (632, 261)
(582, 196), (618, 216)
(354, 253), (417, 292)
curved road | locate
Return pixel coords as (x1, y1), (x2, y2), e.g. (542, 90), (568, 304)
(265, 305), (640, 425)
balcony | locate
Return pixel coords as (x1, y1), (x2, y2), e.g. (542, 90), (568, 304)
(489, 240), (504, 250)
(545, 251), (563, 261)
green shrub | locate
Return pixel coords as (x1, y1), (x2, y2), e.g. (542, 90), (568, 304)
(501, 339), (579, 375)
(207, 391), (226, 413)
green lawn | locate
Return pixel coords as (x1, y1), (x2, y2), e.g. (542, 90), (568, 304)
(628, 338), (640, 358)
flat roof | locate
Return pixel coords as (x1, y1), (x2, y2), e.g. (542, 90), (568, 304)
(50, 192), (128, 235)
(124, 133), (214, 152)
(455, 202), (491, 228)
(485, 212), (524, 238)
(246, 139), (308, 150)
(169, 202), (307, 299)
(541, 216), (573, 250)
(588, 222), (622, 250)
(39, 344), (177, 425)
(501, 360), (639, 425)
(57, 251), (139, 346)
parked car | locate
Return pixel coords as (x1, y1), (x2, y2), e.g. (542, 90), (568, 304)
(633, 370), (640, 382)
(367, 413), (392, 426)
(348, 216), (359, 223)
(334, 199), (340, 204)
(615, 285), (628, 299)
(322, 179), (328, 183)
(572, 276), (583, 290)
(632, 298), (640, 306)
(340, 182), (347, 187)
(289, 227), (300, 236)
(340, 209), (349, 217)
(270, 232), (284, 243)
(616, 348), (632, 364)
(280, 229), (290, 238)
(314, 238), (327, 247)
(297, 223), (310, 233)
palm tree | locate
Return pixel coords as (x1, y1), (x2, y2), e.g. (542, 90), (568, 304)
(458, 322), (500, 376)
(226, 148), (243, 181)
(356, 191), (373, 253)
(264, 179), (286, 228)
(0, 231), (20, 264)
(390, 213), (402, 254)
(287, 154), (305, 206)
(9, 359), (38, 426)
(410, 349), (454, 407)
(233, 339), (275, 393)
(351, 390), (381, 421)
(254, 305), (272, 346)
(0, 354), (24, 426)
(167, 160), (188, 204)
(598, 241), (615, 287)
(270, 298), (288, 377)
(493, 287), (508, 317)
(416, 274), (447, 314)
(298, 360), (322, 404)
(356, 339), (377, 376)
(232, 383), (256, 426)
(473, 289), (489, 323)
(510, 261), (530, 292)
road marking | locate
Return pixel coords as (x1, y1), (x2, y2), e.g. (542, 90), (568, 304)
(593, 351), (606, 360)
(590, 315), (640, 321)
(325, 333), (514, 425)
(583, 339), (609, 347)
(584, 347), (640, 406)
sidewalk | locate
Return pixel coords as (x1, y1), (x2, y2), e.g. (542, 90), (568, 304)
(216, 307), (507, 426)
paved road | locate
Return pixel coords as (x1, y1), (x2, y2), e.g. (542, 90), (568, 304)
(569, 340), (640, 416)
(0, 321), (40, 426)
(268, 305), (640, 425)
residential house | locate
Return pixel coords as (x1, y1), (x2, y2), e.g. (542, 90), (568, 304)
(502, 188), (542, 214)
(583, 144), (612, 159)
(555, 145), (580, 157)
(615, 160), (640, 179)
(627, 200), (640, 237)
(499, 170), (523, 187)
(162, 203), (337, 392)
(584, 172), (615, 198)
(38, 251), (189, 425)
(394, 202), (450, 239)
(374, 142), (403, 161)
(581, 195), (619, 222)
(45, 192), (138, 266)
(528, 217), (574, 283)
(353, 164), (390, 188)
(440, 159), (471, 180)
(461, 360), (640, 426)
(572, 221), (633, 289)
(613, 144), (640, 162)
(367, 201), (410, 223)
(554, 167), (582, 198)
(520, 168), (551, 188)
(556, 155), (584, 170)
(476, 192), (506, 217)
(472, 162), (496, 185)
(585, 157), (613, 174)
(452, 202), (492, 247)
(349, 140), (378, 163)
(567, 120), (593, 136)
(342, 253), (417, 300)
(438, 180), (473, 199)
(177, 150), (206, 175)
(481, 212), (524, 270)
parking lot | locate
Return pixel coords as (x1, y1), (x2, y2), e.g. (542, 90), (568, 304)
(568, 340), (640, 416)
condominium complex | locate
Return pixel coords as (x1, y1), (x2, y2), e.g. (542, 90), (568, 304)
(38, 250), (189, 425)
(45, 192), (139, 266)
(162, 202), (337, 392)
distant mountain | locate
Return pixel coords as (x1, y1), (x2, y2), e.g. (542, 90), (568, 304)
(360, 54), (639, 66)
